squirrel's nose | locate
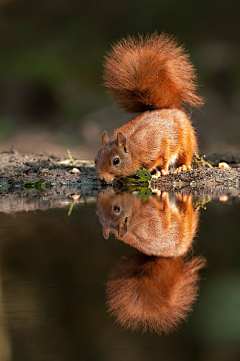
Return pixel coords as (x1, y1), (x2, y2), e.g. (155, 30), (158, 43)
(97, 173), (113, 183)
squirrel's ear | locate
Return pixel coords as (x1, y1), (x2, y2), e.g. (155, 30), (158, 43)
(116, 132), (128, 152)
(102, 131), (109, 146)
(102, 225), (110, 240)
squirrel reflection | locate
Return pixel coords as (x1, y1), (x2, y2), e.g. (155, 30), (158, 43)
(106, 254), (205, 334)
(96, 189), (199, 257)
(96, 189), (205, 334)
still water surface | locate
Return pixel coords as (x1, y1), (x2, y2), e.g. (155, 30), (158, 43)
(0, 190), (239, 361)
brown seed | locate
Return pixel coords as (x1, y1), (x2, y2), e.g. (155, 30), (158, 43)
(70, 168), (81, 174)
(218, 162), (230, 169)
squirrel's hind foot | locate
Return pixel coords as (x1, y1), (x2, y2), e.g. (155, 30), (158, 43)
(174, 165), (192, 174)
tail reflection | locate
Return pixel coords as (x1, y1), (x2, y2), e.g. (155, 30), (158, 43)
(106, 254), (205, 334)
(96, 189), (199, 256)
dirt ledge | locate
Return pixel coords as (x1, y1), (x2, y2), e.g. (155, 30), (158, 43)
(0, 150), (239, 200)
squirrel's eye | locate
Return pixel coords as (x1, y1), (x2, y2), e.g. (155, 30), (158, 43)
(113, 157), (120, 165)
(114, 205), (120, 213)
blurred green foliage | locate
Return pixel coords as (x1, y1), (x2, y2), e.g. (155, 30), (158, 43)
(0, 0), (239, 152)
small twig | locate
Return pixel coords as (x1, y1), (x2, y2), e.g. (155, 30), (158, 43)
(194, 196), (212, 210)
(193, 154), (213, 169)
(67, 149), (75, 164)
(68, 194), (81, 216)
(68, 200), (77, 216)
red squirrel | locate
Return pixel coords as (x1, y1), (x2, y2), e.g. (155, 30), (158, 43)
(95, 33), (203, 182)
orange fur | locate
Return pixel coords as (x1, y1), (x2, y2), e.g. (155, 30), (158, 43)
(96, 189), (199, 257)
(95, 33), (202, 183)
(106, 254), (205, 334)
(104, 33), (203, 111)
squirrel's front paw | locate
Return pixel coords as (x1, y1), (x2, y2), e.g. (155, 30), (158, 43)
(152, 169), (168, 178)
(161, 169), (168, 176)
(152, 170), (161, 179)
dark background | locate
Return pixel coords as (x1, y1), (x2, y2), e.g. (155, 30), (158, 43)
(0, 0), (239, 158)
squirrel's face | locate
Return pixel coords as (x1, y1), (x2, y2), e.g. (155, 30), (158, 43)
(96, 189), (136, 239)
(95, 131), (134, 183)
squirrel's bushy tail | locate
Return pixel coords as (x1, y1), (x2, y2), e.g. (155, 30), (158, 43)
(103, 33), (203, 112)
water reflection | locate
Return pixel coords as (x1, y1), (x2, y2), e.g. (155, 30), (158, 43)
(96, 188), (205, 334)
(96, 189), (199, 257)
(106, 254), (205, 334)
(0, 189), (239, 359)
(0, 276), (11, 361)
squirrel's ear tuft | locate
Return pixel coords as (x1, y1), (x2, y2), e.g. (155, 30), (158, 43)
(102, 225), (110, 240)
(116, 132), (127, 151)
(102, 131), (109, 146)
